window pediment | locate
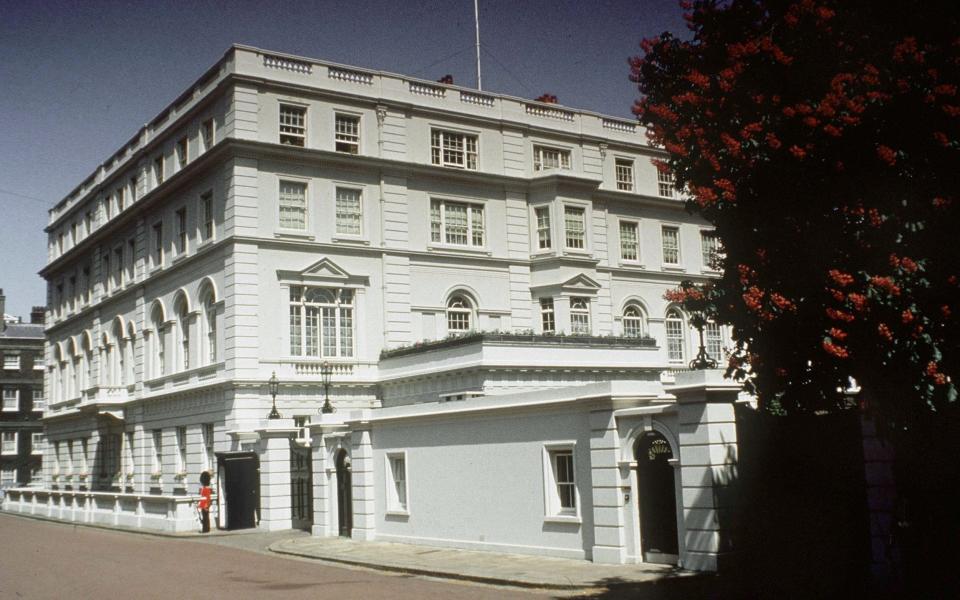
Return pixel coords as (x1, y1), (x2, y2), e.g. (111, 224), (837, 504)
(277, 258), (369, 287)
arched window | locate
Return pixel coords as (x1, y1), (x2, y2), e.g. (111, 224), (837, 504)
(68, 339), (79, 400)
(622, 305), (646, 338)
(199, 284), (218, 365)
(705, 321), (723, 360)
(113, 320), (125, 386)
(570, 297), (591, 335)
(125, 323), (136, 384)
(288, 287), (355, 358)
(150, 303), (166, 378)
(446, 294), (473, 332)
(175, 297), (191, 372)
(665, 309), (685, 362)
(100, 333), (112, 386)
(81, 333), (93, 392)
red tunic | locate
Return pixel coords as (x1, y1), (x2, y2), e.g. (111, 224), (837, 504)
(198, 486), (212, 510)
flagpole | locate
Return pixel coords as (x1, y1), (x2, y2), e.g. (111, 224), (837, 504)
(474, 0), (482, 90)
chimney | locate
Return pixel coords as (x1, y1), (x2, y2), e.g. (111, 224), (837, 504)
(31, 306), (45, 325)
(0, 288), (5, 333)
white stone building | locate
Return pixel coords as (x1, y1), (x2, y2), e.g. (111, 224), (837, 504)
(2, 45), (741, 570)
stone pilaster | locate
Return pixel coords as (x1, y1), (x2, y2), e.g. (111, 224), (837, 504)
(673, 369), (741, 572)
(350, 428), (376, 541)
(310, 425), (331, 537)
(256, 424), (296, 531)
(589, 408), (626, 564)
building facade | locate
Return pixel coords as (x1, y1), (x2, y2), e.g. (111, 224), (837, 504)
(2, 46), (741, 570)
(0, 291), (45, 489)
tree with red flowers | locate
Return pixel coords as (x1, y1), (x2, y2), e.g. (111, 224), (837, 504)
(632, 0), (959, 433)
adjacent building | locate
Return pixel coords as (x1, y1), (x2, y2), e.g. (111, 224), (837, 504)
(0, 290), (45, 489)
(2, 46), (741, 571)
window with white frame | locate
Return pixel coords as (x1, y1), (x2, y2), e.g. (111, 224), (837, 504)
(152, 221), (163, 268)
(2, 388), (18, 412)
(622, 305), (646, 337)
(176, 300), (190, 372)
(150, 306), (166, 377)
(540, 298), (555, 333)
(202, 423), (214, 472)
(619, 221), (640, 262)
(335, 188), (362, 236)
(386, 452), (408, 513)
(288, 286), (355, 358)
(175, 207), (187, 255)
(85, 211), (94, 236)
(430, 199), (484, 247)
(31, 432), (43, 455)
(446, 295), (473, 332)
(203, 293), (217, 365)
(279, 104), (306, 146)
(1, 467), (14, 485)
(535, 206), (552, 250)
(1, 432), (16, 454)
(30, 465), (41, 483)
(544, 445), (577, 517)
(79, 438), (89, 475)
(701, 230), (721, 270)
(616, 158), (634, 191)
(570, 297), (591, 335)
(431, 129), (478, 170)
(129, 176), (138, 203)
(705, 321), (723, 360)
(104, 195), (112, 221)
(126, 238), (135, 282)
(335, 114), (360, 154)
(113, 246), (124, 288)
(666, 309), (685, 362)
(278, 181), (307, 230)
(176, 137), (188, 170)
(3, 354), (19, 370)
(32, 388), (44, 412)
(151, 430), (163, 475)
(116, 187), (125, 213)
(564, 206), (586, 250)
(176, 426), (187, 475)
(200, 192), (214, 242)
(534, 145), (571, 171)
(153, 156), (164, 186)
(657, 167), (675, 198)
(661, 225), (681, 266)
(201, 118), (215, 152)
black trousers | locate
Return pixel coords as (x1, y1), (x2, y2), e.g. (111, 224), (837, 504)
(201, 509), (210, 533)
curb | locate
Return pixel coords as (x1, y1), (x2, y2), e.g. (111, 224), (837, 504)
(267, 542), (588, 590)
(267, 541), (704, 591)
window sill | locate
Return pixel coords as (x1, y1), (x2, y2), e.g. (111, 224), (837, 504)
(662, 265), (686, 273)
(618, 262), (646, 270)
(385, 509), (410, 518)
(331, 236), (370, 246)
(274, 230), (315, 241)
(172, 254), (189, 265)
(427, 245), (491, 256)
(562, 249), (592, 257)
(543, 514), (581, 525)
(197, 239), (215, 250)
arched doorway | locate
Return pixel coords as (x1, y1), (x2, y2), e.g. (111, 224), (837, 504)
(335, 449), (353, 537)
(636, 430), (679, 563)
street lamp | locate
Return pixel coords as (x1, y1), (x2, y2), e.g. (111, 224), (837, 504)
(267, 371), (281, 419)
(320, 361), (334, 414)
(688, 313), (718, 370)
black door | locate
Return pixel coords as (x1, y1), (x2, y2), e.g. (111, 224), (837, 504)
(636, 431), (679, 562)
(218, 452), (259, 530)
(290, 441), (313, 531)
(336, 449), (352, 537)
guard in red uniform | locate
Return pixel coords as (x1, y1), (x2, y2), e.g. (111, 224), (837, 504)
(198, 471), (212, 533)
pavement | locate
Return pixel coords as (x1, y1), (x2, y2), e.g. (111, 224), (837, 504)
(3, 510), (712, 595)
(268, 535), (703, 591)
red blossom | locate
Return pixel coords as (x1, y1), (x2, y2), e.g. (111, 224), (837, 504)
(942, 305), (952, 318)
(823, 124), (843, 137)
(828, 327), (848, 341)
(876, 145), (898, 166)
(933, 131), (950, 146)
(766, 133), (782, 149)
(829, 269), (855, 287)
(932, 197), (951, 208)
(789, 145), (806, 159)
(877, 323), (894, 342)
(870, 276), (901, 296)
(803, 116), (820, 128)
(826, 308), (855, 322)
(902, 310), (915, 324)
(847, 293), (868, 311)
(822, 339), (850, 358)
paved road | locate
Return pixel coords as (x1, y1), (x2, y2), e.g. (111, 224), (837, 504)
(0, 514), (544, 599)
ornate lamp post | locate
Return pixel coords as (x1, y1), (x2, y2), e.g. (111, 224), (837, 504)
(267, 371), (281, 419)
(688, 313), (718, 370)
(320, 361), (334, 414)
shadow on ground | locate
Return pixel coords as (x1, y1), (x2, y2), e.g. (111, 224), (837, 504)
(559, 572), (741, 600)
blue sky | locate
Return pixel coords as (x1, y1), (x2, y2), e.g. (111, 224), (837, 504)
(0, 0), (685, 319)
